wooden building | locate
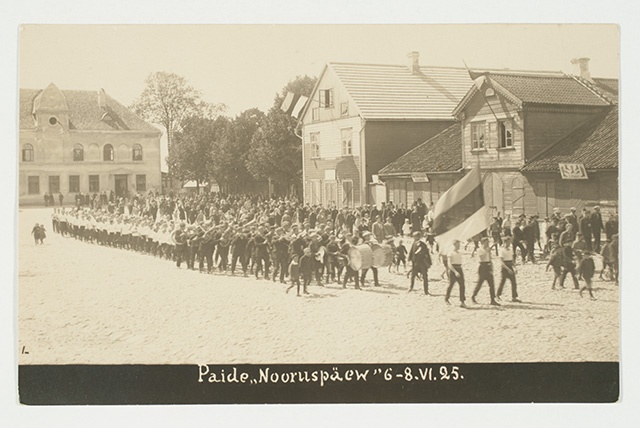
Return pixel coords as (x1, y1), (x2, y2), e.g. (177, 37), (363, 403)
(19, 83), (162, 206)
(297, 52), (473, 207)
(451, 61), (617, 217)
(377, 59), (618, 217)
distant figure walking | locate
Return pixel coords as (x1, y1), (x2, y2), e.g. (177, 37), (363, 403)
(31, 223), (46, 245)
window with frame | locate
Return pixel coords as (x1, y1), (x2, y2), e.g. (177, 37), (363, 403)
(341, 128), (353, 156)
(499, 120), (513, 148)
(319, 89), (333, 108)
(136, 174), (146, 192)
(310, 133), (320, 158)
(103, 144), (114, 161)
(89, 175), (100, 192)
(471, 122), (486, 150)
(22, 144), (34, 162)
(73, 144), (84, 161)
(340, 102), (349, 116)
(28, 176), (39, 194)
(49, 176), (60, 194)
(312, 108), (319, 122)
(132, 144), (143, 161)
(69, 175), (80, 193)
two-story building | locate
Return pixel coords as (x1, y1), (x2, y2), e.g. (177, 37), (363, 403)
(19, 83), (162, 206)
(297, 52), (473, 208)
(378, 58), (618, 218)
(452, 60), (616, 217)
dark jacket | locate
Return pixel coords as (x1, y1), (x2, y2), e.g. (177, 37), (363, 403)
(409, 240), (431, 270)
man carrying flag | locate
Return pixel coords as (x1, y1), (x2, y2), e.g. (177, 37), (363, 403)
(432, 165), (491, 255)
(432, 165), (493, 305)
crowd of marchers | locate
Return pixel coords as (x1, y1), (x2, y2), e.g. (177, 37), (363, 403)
(44, 191), (618, 305)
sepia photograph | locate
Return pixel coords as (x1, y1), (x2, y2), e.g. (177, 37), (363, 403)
(14, 22), (623, 406)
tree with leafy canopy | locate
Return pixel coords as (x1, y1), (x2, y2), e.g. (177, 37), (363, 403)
(211, 109), (266, 193)
(130, 71), (225, 152)
(167, 116), (219, 190)
(246, 75), (316, 196)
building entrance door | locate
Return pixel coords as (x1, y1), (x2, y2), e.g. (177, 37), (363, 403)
(115, 174), (128, 198)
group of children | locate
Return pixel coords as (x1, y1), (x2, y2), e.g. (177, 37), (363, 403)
(545, 233), (618, 300)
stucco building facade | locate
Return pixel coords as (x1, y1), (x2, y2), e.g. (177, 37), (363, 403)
(19, 83), (162, 206)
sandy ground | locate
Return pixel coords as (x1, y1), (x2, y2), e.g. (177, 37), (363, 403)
(17, 207), (619, 364)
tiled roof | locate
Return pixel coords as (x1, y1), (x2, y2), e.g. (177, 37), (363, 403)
(594, 78), (618, 95)
(378, 124), (462, 175)
(20, 87), (160, 132)
(489, 73), (611, 106)
(329, 63), (474, 120)
(522, 106), (618, 172)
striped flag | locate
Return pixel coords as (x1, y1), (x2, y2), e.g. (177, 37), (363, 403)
(280, 92), (296, 113)
(281, 92), (309, 118)
(432, 166), (491, 253)
(291, 95), (308, 118)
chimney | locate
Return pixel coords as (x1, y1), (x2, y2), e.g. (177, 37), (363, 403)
(407, 51), (420, 75)
(98, 88), (107, 109)
(571, 57), (593, 82)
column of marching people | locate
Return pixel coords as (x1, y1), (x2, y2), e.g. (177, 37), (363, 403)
(47, 192), (619, 305)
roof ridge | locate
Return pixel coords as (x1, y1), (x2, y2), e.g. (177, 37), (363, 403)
(569, 75), (617, 104)
(329, 61), (472, 71)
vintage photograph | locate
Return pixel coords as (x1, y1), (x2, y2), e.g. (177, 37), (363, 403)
(16, 24), (619, 402)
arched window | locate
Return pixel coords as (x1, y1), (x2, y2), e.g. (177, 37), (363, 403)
(132, 144), (143, 161)
(103, 144), (114, 161)
(22, 143), (34, 162)
(73, 144), (84, 161)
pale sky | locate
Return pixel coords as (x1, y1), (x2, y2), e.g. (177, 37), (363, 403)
(19, 24), (619, 116)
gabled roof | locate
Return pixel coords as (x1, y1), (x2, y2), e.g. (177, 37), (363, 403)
(489, 73), (611, 106)
(327, 62), (474, 120)
(452, 72), (613, 116)
(20, 86), (160, 133)
(522, 105), (618, 172)
(378, 124), (462, 176)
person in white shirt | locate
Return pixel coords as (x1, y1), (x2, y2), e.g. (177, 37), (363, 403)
(445, 239), (466, 308)
(471, 237), (500, 306)
(496, 236), (521, 303)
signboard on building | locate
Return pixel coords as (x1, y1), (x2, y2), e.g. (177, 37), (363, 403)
(411, 173), (429, 183)
(559, 163), (589, 180)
